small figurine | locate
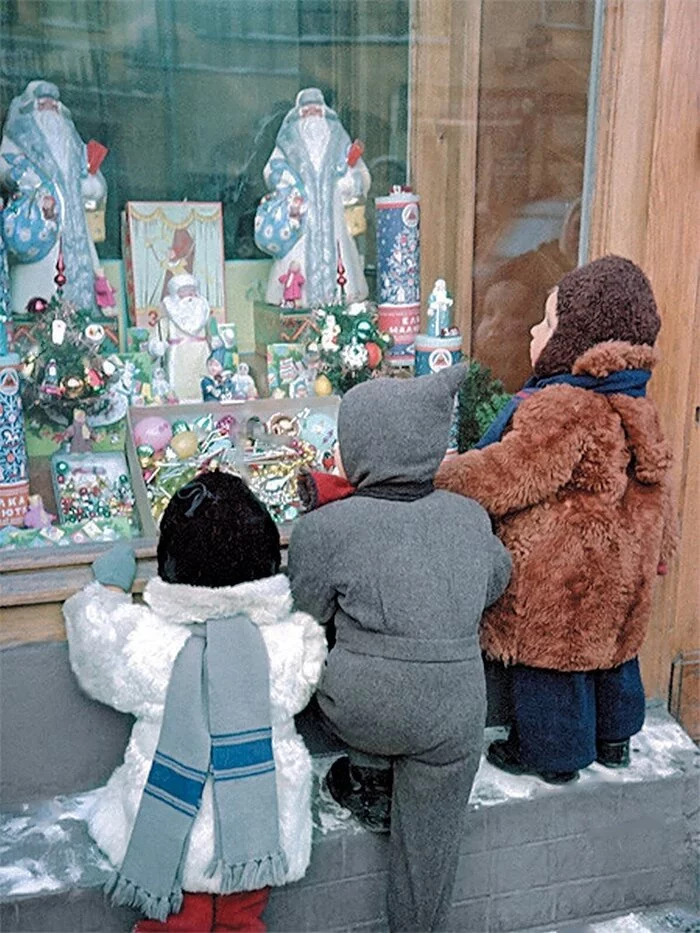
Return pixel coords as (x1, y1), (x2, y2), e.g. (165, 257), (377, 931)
(40, 358), (62, 396)
(279, 261), (305, 309)
(94, 267), (117, 314)
(201, 349), (237, 403)
(230, 362), (258, 400)
(151, 273), (218, 402)
(63, 407), (94, 453)
(23, 493), (56, 529)
(426, 278), (454, 337)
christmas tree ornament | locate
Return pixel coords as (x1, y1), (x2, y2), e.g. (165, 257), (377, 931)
(54, 247), (67, 288)
(170, 430), (199, 460)
(365, 342), (382, 369)
(84, 323), (105, 346)
(340, 339), (368, 371)
(51, 318), (67, 345)
(61, 374), (85, 399)
(313, 374), (333, 396)
(26, 297), (48, 314)
(133, 415), (173, 452)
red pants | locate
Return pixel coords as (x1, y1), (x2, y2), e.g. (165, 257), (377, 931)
(133, 888), (270, 933)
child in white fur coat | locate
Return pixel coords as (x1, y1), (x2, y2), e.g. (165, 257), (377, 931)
(63, 473), (327, 932)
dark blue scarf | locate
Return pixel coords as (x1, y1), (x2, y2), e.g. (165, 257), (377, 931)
(475, 369), (651, 449)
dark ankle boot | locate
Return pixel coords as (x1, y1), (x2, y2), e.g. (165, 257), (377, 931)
(596, 738), (631, 768)
(325, 756), (392, 833)
(487, 739), (579, 785)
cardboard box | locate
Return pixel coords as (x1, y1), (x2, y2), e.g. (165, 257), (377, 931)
(126, 396), (339, 541)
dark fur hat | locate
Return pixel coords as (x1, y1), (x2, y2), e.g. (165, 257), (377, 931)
(534, 255), (661, 378)
(157, 471), (280, 588)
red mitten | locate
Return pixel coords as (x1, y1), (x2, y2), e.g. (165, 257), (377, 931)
(298, 469), (355, 511)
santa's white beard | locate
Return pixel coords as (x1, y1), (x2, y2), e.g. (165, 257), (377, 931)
(301, 116), (330, 171)
(163, 295), (210, 335)
(34, 108), (76, 178)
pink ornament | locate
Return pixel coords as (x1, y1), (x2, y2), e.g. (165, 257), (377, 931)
(133, 416), (173, 452)
(26, 297), (48, 315)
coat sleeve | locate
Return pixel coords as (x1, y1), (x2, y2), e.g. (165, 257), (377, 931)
(436, 387), (585, 517)
(261, 610), (328, 719)
(287, 516), (338, 626)
(63, 581), (187, 718)
(485, 535), (512, 608)
(658, 478), (680, 572)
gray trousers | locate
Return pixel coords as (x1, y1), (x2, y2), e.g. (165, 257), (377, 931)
(316, 648), (486, 932)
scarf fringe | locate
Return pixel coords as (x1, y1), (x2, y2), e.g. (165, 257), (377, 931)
(211, 849), (289, 893)
(105, 871), (183, 922)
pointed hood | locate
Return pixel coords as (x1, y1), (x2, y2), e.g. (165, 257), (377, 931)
(337, 365), (466, 489)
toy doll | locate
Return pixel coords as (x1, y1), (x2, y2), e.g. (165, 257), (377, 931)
(436, 255), (678, 783)
(287, 367), (511, 932)
(63, 473), (326, 932)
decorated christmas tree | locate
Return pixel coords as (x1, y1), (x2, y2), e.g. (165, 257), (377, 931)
(311, 254), (393, 396)
(17, 250), (118, 431)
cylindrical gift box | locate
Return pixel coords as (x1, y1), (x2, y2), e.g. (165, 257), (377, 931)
(378, 304), (420, 365)
(0, 352), (30, 525)
(376, 188), (420, 308)
(414, 333), (463, 376)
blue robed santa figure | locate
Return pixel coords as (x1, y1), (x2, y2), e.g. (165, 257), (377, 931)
(0, 80), (105, 314)
(256, 88), (371, 309)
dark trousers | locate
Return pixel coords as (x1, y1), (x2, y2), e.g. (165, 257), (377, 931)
(508, 658), (645, 772)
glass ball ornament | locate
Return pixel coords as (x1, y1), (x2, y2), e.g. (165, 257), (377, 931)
(61, 375), (85, 399)
(313, 374), (333, 396)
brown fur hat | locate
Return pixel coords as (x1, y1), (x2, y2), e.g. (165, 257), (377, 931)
(534, 255), (661, 378)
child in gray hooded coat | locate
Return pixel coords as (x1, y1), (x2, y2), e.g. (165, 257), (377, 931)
(287, 366), (512, 932)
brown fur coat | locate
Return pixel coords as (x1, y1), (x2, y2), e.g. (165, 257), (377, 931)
(436, 341), (678, 672)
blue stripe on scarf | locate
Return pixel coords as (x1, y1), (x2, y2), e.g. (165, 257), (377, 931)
(143, 786), (197, 818)
(211, 727), (271, 743)
(154, 750), (208, 779)
(211, 736), (274, 772)
(147, 760), (206, 809)
(217, 764), (276, 783)
(475, 368), (651, 449)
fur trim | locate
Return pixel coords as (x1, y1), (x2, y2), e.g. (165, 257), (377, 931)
(143, 573), (292, 627)
(572, 341), (658, 378)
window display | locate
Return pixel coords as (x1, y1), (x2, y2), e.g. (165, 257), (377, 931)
(0, 0), (598, 565)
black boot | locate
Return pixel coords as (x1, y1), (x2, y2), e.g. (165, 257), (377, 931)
(325, 756), (392, 833)
(487, 739), (579, 785)
(596, 738), (630, 768)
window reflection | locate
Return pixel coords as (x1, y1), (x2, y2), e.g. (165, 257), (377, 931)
(472, 0), (594, 392)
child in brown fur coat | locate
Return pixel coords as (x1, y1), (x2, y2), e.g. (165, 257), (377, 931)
(436, 255), (677, 783)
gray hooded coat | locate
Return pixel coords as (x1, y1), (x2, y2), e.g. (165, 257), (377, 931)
(288, 367), (511, 932)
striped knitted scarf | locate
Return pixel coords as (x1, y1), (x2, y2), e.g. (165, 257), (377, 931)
(106, 614), (287, 921)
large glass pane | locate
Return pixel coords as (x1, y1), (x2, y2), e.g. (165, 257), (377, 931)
(471, 0), (596, 391)
(0, 0), (409, 265)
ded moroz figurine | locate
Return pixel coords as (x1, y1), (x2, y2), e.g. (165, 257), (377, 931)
(255, 88), (371, 309)
(0, 81), (110, 315)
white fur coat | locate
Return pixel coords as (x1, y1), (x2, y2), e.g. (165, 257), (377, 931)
(63, 573), (327, 892)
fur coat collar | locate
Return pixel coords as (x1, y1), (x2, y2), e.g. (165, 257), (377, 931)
(143, 573), (293, 628)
